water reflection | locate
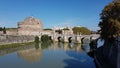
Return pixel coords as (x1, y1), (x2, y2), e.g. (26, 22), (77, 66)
(63, 43), (95, 68)
(41, 42), (52, 49)
(63, 42), (96, 68)
(17, 44), (42, 62)
(64, 50), (95, 68)
(0, 42), (96, 68)
(82, 43), (90, 52)
(0, 44), (35, 56)
(35, 42), (40, 49)
(49, 42), (82, 51)
(17, 42), (52, 62)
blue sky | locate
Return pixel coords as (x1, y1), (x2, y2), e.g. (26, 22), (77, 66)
(0, 0), (112, 30)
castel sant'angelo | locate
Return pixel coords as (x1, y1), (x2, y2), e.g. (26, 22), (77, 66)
(18, 16), (43, 35)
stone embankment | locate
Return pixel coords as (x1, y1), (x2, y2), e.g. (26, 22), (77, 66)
(0, 35), (35, 45)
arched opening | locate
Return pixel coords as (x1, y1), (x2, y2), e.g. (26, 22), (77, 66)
(68, 37), (72, 43)
(49, 36), (52, 40)
(81, 37), (90, 44)
(58, 37), (62, 42)
(81, 37), (85, 44)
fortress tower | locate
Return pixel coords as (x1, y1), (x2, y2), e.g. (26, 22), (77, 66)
(18, 16), (43, 35)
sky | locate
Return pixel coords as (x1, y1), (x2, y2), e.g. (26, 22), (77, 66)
(0, 0), (112, 31)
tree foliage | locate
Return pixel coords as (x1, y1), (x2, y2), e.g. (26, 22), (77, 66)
(43, 28), (52, 31)
(41, 35), (50, 42)
(63, 27), (69, 30)
(98, 2), (120, 40)
(113, 0), (120, 2)
(35, 36), (39, 43)
(72, 27), (91, 35)
(3, 27), (6, 34)
(0, 27), (2, 31)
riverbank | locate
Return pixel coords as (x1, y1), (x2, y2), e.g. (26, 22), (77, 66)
(0, 42), (34, 50)
(0, 35), (35, 45)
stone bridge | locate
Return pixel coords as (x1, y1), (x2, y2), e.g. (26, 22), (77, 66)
(38, 34), (100, 43)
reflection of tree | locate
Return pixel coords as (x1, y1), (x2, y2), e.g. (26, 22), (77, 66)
(35, 42), (39, 49)
(41, 42), (51, 49)
(17, 45), (42, 62)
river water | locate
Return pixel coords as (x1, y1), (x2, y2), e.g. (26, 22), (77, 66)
(0, 40), (104, 68)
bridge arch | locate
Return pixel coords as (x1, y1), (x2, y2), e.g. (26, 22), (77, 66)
(58, 36), (62, 42)
(68, 37), (72, 43)
(81, 37), (90, 44)
(49, 36), (52, 41)
(81, 37), (85, 44)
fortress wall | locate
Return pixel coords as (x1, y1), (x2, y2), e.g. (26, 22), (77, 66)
(0, 35), (35, 45)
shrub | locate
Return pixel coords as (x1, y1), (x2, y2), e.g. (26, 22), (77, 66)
(41, 35), (50, 42)
(35, 36), (39, 43)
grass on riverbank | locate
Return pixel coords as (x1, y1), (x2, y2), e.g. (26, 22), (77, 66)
(0, 42), (34, 50)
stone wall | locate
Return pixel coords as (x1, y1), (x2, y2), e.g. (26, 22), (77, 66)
(0, 31), (3, 35)
(0, 35), (35, 45)
(6, 29), (18, 35)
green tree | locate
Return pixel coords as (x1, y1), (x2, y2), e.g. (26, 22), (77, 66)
(72, 27), (80, 34)
(41, 35), (50, 42)
(3, 27), (6, 34)
(43, 28), (52, 31)
(72, 27), (91, 35)
(0, 27), (2, 31)
(80, 27), (91, 35)
(98, 2), (120, 40)
(63, 27), (69, 31)
(35, 36), (39, 43)
(113, 0), (120, 2)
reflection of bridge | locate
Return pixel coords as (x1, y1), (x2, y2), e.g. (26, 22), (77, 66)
(39, 34), (100, 43)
